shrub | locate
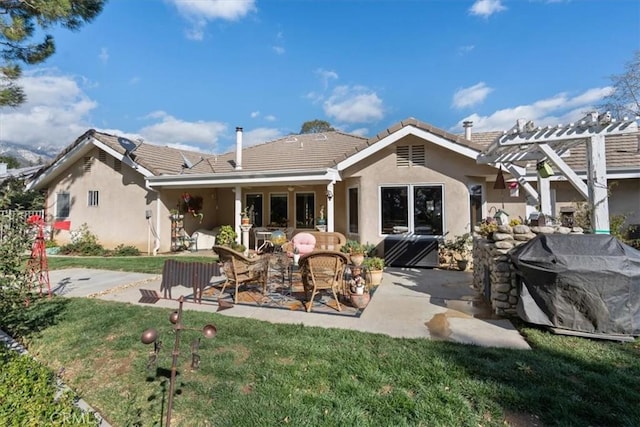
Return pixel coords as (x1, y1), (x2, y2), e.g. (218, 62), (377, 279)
(0, 347), (99, 426)
(112, 244), (140, 256)
(59, 223), (105, 256)
(363, 256), (384, 270)
(340, 240), (365, 255)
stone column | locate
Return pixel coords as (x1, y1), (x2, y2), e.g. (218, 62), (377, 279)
(240, 224), (252, 256)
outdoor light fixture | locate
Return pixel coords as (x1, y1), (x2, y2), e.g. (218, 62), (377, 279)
(140, 296), (217, 427)
(325, 190), (333, 200)
(493, 166), (506, 190)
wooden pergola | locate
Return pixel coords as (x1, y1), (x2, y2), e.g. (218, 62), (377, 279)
(477, 112), (638, 234)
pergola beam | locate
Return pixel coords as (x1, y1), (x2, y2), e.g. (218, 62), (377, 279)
(537, 144), (589, 199)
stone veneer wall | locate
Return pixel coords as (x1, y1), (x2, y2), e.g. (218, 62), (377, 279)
(471, 224), (584, 316)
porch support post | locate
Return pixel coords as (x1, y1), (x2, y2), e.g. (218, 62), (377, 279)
(234, 185), (242, 243)
(587, 134), (610, 234)
(326, 181), (335, 232)
(537, 175), (552, 216)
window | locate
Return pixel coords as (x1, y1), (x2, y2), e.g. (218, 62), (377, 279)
(380, 185), (443, 236)
(269, 193), (288, 227)
(88, 190), (99, 207)
(245, 193), (263, 227)
(348, 187), (359, 233)
(396, 145), (426, 167)
(56, 193), (70, 218)
(295, 193), (315, 229)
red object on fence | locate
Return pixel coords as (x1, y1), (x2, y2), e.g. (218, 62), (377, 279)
(53, 220), (71, 230)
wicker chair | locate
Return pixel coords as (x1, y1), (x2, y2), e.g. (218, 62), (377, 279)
(212, 245), (268, 303)
(298, 250), (349, 312)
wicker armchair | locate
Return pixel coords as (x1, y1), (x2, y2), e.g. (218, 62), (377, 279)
(298, 250), (349, 312)
(212, 245), (268, 303)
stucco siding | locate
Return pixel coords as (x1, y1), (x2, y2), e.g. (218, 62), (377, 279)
(47, 148), (156, 251)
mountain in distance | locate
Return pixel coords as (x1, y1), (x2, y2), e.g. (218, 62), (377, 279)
(0, 140), (59, 167)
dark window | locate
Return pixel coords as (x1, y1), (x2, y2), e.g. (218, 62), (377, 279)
(269, 194), (288, 227)
(295, 193), (315, 229)
(380, 185), (443, 235)
(56, 193), (70, 218)
(245, 194), (263, 227)
(348, 187), (359, 233)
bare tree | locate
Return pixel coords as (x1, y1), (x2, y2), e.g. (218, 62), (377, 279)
(597, 51), (640, 119)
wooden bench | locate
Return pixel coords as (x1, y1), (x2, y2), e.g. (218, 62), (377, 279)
(160, 259), (222, 303)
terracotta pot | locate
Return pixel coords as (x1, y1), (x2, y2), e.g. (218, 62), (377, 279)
(369, 269), (383, 286)
(350, 292), (370, 309)
(350, 253), (365, 266)
(241, 216), (250, 225)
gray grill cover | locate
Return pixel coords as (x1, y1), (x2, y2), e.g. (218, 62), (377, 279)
(510, 234), (640, 335)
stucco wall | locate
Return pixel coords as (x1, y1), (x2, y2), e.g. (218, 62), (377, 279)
(340, 134), (499, 253)
(47, 147), (157, 252)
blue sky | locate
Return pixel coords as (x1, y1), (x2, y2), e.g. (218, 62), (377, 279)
(1, 0), (638, 154)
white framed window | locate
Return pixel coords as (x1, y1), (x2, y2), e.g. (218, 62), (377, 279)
(88, 190), (99, 207)
(380, 184), (444, 236)
(56, 192), (70, 218)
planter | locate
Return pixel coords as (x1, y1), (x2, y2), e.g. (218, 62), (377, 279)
(369, 269), (383, 286)
(241, 216), (250, 225)
(350, 253), (365, 266)
(350, 292), (370, 309)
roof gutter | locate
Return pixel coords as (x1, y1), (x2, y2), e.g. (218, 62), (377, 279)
(146, 168), (341, 188)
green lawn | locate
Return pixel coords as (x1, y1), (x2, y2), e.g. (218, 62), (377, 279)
(47, 254), (216, 274)
(17, 256), (640, 426)
(17, 296), (640, 427)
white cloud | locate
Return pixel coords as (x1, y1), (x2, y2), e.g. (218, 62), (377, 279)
(264, 115), (276, 122)
(349, 127), (369, 137)
(452, 82), (494, 109)
(167, 0), (257, 40)
(129, 76), (140, 85)
(272, 45), (285, 55)
(0, 69), (97, 147)
(453, 86), (612, 132)
(250, 111), (260, 118)
(323, 85), (384, 124)
(315, 68), (339, 90)
(242, 127), (282, 147)
(469, 0), (506, 17)
(98, 47), (109, 64)
(139, 111), (227, 148)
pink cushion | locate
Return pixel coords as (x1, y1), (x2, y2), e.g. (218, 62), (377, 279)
(291, 232), (316, 256)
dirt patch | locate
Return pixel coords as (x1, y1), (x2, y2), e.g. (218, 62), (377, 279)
(425, 310), (471, 341)
(240, 382), (254, 394)
(503, 410), (544, 426)
(378, 384), (393, 395)
(214, 343), (251, 365)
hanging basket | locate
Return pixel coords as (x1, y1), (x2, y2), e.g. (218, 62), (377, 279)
(537, 161), (554, 178)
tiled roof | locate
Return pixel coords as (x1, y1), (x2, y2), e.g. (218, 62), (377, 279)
(33, 121), (640, 184)
(469, 129), (639, 172)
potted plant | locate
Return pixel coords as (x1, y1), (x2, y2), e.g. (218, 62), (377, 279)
(169, 208), (183, 220)
(442, 233), (472, 271)
(340, 240), (365, 266)
(347, 272), (370, 308)
(240, 207), (250, 225)
(216, 225), (237, 248)
(363, 256), (384, 286)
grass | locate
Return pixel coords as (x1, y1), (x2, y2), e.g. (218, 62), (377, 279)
(18, 256), (640, 425)
(18, 297), (640, 427)
(47, 254), (216, 274)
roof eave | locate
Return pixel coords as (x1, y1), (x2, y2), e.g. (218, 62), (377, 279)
(146, 168), (341, 188)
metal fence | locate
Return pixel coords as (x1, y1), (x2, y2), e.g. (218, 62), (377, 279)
(0, 209), (46, 241)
